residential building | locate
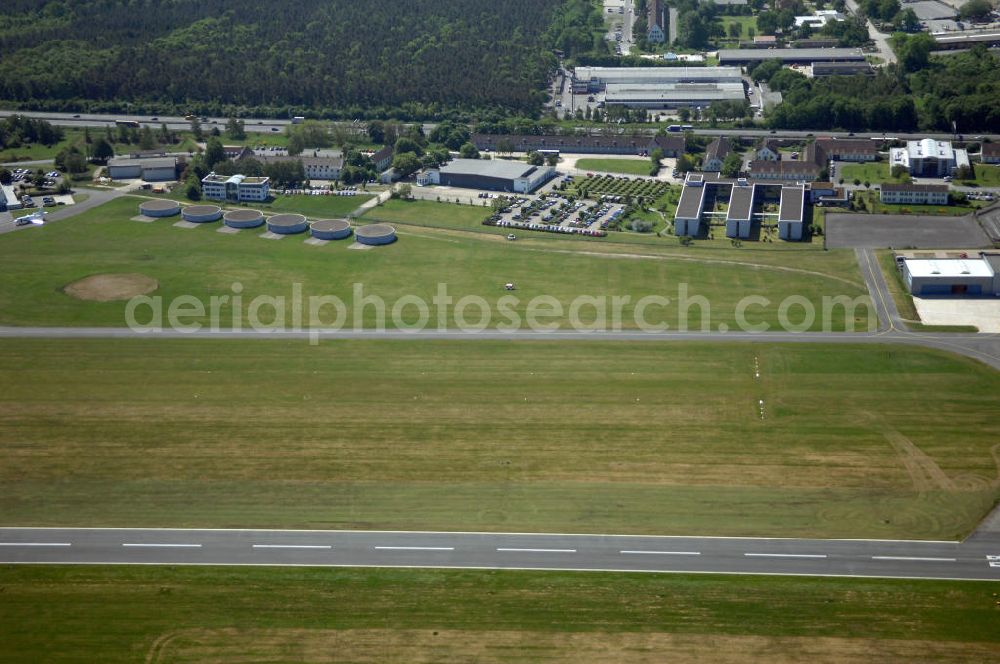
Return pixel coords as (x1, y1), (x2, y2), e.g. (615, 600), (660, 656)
(673, 173), (708, 237)
(749, 142), (827, 181)
(472, 133), (685, 158)
(370, 145), (394, 171)
(806, 181), (849, 205)
(778, 185), (806, 241)
(702, 137), (732, 172)
(981, 143), (1000, 165)
(673, 172), (809, 240)
(879, 183), (950, 206)
(816, 138), (878, 162)
(201, 173), (270, 202)
(890, 139), (970, 177)
(250, 153), (344, 181)
(726, 180), (755, 239)
(107, 156), (177, 182)
(647, 0), (666, 43)
(418, 159), (555, 193)
(755, 140), (781, 161)
(222, 145), (253, 161)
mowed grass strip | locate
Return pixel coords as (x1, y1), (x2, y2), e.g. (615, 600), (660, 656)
(1, 566), (999, 663)
(2, 339), (998, 539)
(574, 157), (654, 176)
(0, 196), (870, 331)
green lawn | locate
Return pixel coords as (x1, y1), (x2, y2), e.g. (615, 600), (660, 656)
(718, 15), (758, 41)
(574, 158), (654, 176)
(2, 339), (998, 539)
(2, 566), (999, 663)
(839, 162), (905, 185)
(856, 190), (979, 216)
(364, 197), (492, 229)
(0, 196), (870, 330)
(257, 192), (374, 217)
(960, 163), (1000, 187)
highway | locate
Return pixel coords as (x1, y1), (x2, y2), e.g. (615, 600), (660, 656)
(1, 527), (997, 580)
(3, 108), (996, 143)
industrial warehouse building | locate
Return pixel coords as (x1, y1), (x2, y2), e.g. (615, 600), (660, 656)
(571, 66), (743, 93)
(472, 133), (685, 157)
(418, 159), (556, 193)
(107, 156), (177, 182)
(890, 139), (970, 177)
(201, 173), (271, 202)
(880, 183), (950, 206)
(901, 255), (1000, 296)
(603, 82), (746, 109)
(717, 48), (865, 65)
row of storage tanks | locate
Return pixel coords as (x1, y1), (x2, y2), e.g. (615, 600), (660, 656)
(138, 200), (395, 245)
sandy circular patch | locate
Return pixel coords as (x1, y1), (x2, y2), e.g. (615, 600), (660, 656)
(64, 273), (159, 302)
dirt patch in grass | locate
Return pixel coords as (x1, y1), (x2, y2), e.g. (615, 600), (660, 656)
(150, 628), (1000, 664)
(63, 273), (158, 302)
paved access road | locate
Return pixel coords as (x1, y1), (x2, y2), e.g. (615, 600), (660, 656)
(1, 528), (998, 580)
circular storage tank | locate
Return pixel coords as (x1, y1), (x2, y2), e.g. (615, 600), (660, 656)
(310, 219), (352, 240)
(355, 223), (397, 246)
(139, 200), (180, 218)
(182, 205), (223, 223)
(267, 213), (309, 235)
(224, 209), (265, 229)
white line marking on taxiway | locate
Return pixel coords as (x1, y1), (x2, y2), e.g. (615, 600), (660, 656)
(871, 556), (955, 562)
(620, 550), (701, 556)
(745, 553), (827, 559)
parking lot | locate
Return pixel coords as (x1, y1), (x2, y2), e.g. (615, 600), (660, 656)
(484, 186), (625, 238)
(825, 212), (992, 249)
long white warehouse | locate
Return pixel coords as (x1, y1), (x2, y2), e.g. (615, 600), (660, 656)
(572, 66), (743, 92)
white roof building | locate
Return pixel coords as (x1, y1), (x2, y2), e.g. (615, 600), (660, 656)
(890, 139), (970, 177)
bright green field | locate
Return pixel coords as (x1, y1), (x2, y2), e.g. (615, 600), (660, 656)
(574, 158), (653, 176)
(2, 339), (999, 539)
(252, 192), (373, 217)
(960, 163), (1000, 187)
(840, 162), (904, 184)
(364, 197), (492, 229)
(0, 196), (870, 331)
(2, 566), (999, 663)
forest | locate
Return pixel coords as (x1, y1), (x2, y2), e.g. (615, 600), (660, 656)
(760, 45), (1000, 132)
(0, 0), (574, 120)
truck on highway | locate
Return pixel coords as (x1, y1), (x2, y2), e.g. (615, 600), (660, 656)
(292, 116), (306, 124)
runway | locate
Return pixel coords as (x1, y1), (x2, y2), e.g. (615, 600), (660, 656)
(1, 528), (998, 581)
